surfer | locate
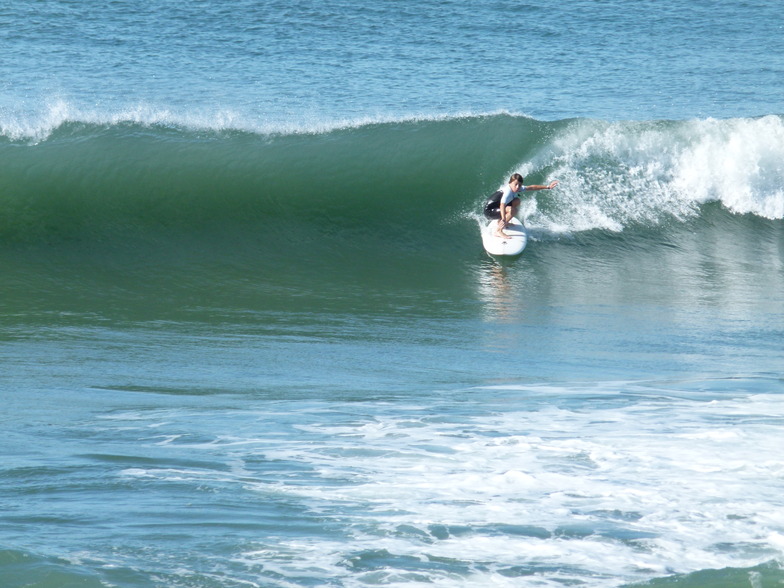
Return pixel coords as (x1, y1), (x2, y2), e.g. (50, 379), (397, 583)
(484, 173), (558, 237)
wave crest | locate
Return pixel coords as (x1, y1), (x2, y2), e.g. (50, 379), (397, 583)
(0, 112), (781, 253)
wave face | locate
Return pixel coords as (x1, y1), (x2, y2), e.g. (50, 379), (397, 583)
(1, 113), (783, 261)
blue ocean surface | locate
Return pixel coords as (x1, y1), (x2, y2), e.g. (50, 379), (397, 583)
(2, 1), (784, 587)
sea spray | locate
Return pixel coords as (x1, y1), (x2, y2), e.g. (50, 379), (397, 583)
(523, 116), (784, 236)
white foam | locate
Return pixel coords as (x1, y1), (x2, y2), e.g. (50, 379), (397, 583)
(213, 386), (784, 585)
(521, 115), (784, 233)
(673, 116), (784, 219)
(91, 383), (784, 586)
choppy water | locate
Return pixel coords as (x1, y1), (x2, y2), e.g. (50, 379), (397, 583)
(2, 1), (784, 587)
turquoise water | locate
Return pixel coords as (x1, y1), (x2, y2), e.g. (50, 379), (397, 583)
(2, 1), (784, 587)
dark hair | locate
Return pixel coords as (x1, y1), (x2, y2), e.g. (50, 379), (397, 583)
(509, 173), (524, 184)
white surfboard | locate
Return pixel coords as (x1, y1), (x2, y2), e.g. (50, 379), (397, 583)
(481, 217), (528, 256)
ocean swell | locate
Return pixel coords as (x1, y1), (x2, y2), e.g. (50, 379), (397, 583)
(1, 113), (782, 254)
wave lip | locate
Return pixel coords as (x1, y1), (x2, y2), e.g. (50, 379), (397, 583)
(0, 99), (255, 144)
(0, 98), (527, 144)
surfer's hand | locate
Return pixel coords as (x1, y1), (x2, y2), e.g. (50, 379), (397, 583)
(548, 181), (559, 189)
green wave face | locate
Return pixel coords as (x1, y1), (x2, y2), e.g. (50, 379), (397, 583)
(1, 114), (782, 322)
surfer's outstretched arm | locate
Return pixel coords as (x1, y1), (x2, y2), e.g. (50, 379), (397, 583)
(524, 180), (559, 191)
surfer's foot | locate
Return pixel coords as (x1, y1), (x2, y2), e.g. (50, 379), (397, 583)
(495, 230), (510, 238)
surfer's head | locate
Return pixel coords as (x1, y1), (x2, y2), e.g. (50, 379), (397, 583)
(509, 173), (524, 191)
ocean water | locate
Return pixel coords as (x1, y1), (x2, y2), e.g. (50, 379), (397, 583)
(2, 1), (784, 587)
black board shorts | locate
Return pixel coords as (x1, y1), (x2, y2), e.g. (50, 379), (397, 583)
(483, 190), (519, 220)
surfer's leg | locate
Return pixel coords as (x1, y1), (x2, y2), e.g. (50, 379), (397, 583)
(495, 198), (520, 236)
(510, 197), (521, 217)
